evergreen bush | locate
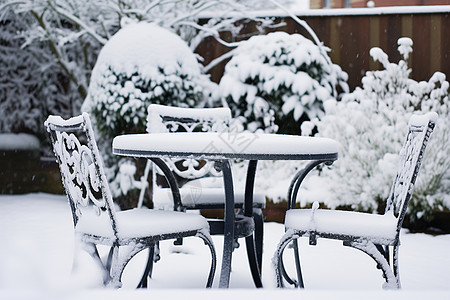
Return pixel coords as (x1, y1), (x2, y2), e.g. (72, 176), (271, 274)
(304, 37), (450, 225)
(219, 31), (348, 134)
(82, 22), (218, 199)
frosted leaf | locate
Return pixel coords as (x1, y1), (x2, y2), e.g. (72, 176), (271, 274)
(397, 37), (413, 60)
(293, 103), (304, 121)
(300, 121), (315, 136)
(281, 95), (298, 115)
(369, 47), (389, 67)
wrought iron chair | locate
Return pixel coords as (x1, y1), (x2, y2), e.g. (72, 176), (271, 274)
(139, 104), (266, 285)
(273, 112), (437, 289)
(45, 112), (216, 288)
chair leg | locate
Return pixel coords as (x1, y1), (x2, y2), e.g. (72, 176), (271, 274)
(243, 209), (264, 288)
(197, 230), (217, 288)
(348, 240), (400, 289)
(245, 234), (263, 288)
(393, 245), (401, 288)
(273, 229), (298, 288)
(292, 239), (305, 288)
(253, 209), (264, 273)
(280, 251), (298, 287)
(108, 244), (148, 288)
(75, 241), (111, 285)
(137, 244), (156, 288)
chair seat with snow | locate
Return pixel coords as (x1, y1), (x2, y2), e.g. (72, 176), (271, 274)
(273, 112), (437, 289)
(45, 113), (216, 288)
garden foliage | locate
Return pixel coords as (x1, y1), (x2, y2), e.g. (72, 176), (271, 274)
(219, 31), (348, 134)
(82, 22), (218, 198)
(303, 38), (450, 223)
(0, 11), (78, 144)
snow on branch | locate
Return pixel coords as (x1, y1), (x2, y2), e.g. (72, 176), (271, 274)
(47, 1), (108, 45)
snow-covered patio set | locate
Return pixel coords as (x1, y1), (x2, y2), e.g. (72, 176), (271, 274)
(32, 14), (445, 291)
(1, 1), (449, 297)
(45, 102), (438, 290)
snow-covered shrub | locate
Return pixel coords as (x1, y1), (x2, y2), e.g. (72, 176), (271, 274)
(0, 13), (41, 135)
(219, 31), (348, 134)
(0, 10), (79, 153)
(82, 21), (218, 198)
(304, 37), (450, 224)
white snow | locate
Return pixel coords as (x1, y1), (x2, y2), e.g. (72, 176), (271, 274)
(82, 21), (215, 116)
(147, 104), (231, 122)
(44, 114), (85, 128)
(113, 132), (339, 157)
(235, 5), (450, 18)
(153, 182), (266, 210)
(285, 208), (398, 242)
(91, 21), (200, 78)
(0, 133), (40, 150)
(219, 30), (347, 133)
(307, 37), (450, 215)
(146, 104), (231, 134)
(408, 112), (438, 127)
(1, 193), (450, 299)
(115, 208), (209, 239)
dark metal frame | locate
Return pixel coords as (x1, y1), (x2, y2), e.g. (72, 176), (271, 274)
(142, 105), (267, 288)
(45, 113), (216, 288)
(113, 133), (338, 288)
(273, 114), (436, 289)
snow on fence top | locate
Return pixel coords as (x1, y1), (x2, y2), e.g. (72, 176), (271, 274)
(0, 133), (40, 151)
(200, 5), (450, 19)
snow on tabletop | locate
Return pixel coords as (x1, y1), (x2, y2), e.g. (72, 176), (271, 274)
(0, 133), (39, 150)
(113, 132), (339, 156)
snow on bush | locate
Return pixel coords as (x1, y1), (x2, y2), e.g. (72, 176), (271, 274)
(0, 14), (41, 135)
(219, 31), (348, 134)
(0, 11), (77, 138)
(303, 37), (450, 223)
(82, 21), (218, 198)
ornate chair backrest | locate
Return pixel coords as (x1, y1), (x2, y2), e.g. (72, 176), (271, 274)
(385, 112), (437, 233)
(147, 104), (232, 179)
(45, 113), (118, 237)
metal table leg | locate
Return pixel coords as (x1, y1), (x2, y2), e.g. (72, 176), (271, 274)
(219, 160), (235, 288)
(244, 160), (263, 287)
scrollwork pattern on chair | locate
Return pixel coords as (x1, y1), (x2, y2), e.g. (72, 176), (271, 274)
(156, 116), (227, 179)
(386, 122), (433, 218)
(54, 130), (107, 217)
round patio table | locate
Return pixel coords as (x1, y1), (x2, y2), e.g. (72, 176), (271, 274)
(112, 131), (339, 288)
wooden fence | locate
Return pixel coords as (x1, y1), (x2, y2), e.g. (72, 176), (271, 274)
(198, 7), (450, 90)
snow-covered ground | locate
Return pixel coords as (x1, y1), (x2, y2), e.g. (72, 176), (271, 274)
(0, 193), (449, 299)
